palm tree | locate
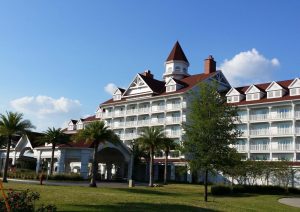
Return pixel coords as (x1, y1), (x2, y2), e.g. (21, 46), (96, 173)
(160, 137), (178, 185)
(43, 127), (69, 175)
(136, 127), (164, 187)
(0, 112), (35, 182)
(74, 121), (119, 187)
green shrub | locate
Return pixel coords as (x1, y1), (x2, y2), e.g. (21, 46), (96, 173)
(288, 187), (300, 194)
(48, 173), (83, 181)
(0, 189), (57, 212)
(211, 185), (231, 195)
(232, 185), (286, 194)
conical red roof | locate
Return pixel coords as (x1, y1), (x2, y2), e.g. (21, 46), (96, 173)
(166, 41), (189, 63)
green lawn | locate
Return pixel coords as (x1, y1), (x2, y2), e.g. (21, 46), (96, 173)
(3, 182), (299, 211)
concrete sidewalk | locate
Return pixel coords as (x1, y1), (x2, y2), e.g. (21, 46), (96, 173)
(8, 178), (146, 187)
(278, 198), (300, 208)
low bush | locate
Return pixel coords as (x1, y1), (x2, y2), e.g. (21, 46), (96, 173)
(0, 189), (57, 211)
(7, 169), (39, 180)
(48, 173), (83, 181)
(211, 185), (231, 195)
(211, 184), (300, 196)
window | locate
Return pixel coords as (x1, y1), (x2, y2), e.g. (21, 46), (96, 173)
(166, 85), (176, 92)
(113, 94), (121, 101)
(167, 67), (172, 73)
(246, 93), (260, 101)
(290, 88), (300, 96)
(175, 66), (180, 72)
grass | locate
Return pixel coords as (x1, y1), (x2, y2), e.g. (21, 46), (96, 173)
(2, 182), (300, 211)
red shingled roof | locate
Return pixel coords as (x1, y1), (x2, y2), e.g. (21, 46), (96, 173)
(231, 79), (300, 106)
(100, 72), (215, 106)
(166, 41), (189, 63)
(82, 115), (100, 122)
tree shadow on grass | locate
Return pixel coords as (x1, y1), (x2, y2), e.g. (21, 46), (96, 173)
(211, 193), (258, 198)
(68, 202), (218, 212)
(113, 188), (181, 196)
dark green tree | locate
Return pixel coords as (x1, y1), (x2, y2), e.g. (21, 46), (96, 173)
(136, 127), (164, 187)
(160, 137), (178, 185)
(74, 121), (120, 187)
(183, 82), (240, 201)
(0, 112), (35, 182)
(43, 127), (69, 175)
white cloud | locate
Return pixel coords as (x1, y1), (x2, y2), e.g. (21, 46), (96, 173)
(219, 48), (280, 86)
(10, 95), (82, 131)
(104, 83), (117, 95)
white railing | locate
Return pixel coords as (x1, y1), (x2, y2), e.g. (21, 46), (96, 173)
(126, 109), (138, 115)
(152, 106), (165, 112)
(235, 145), (246, 151)
(166, 131), (181, 138)
(113, 122), (124, 128)
(102, 112), (113, 118)
(250, 144), (269, 151)
(124, 133), (138, 140)
(296, 128), (300, 134)
(117, 134), (125, 140)
(166, 117), (181, 124)
(151, 119), (165, 125)
(250, 129), (270, 136)
(295, 111), (300, 118)
(238, 116), (248, 122)
(274, 144), (293, 151)
(138, 107), (150, 114)
(296, 143), (300, 150)
(182, 102), (187, 108)
(166, 104), (181, 110)
(271, 112), (292, 120)
(250, 114), (268, 121)
(125, 121), (137, 127)
(275, 128), (293, 135)
(137, 120), (150, 126)
(238, 131), (248, 137)
(114, 111), (125, 117)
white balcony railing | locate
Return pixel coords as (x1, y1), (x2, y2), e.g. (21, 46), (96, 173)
(125, 121), (137, 127)
(151, 119), (165, 125)
(271, 112), (292, 120)
(250, 144), (269, 151)
(296, 143), (300, 150)
(275, 128), (293, 135)
(102, 112), (113, 118)
(166, 117), (181, 124)
(166, 104), (181, 110)
(250, 114), (268, 121)
(295, 111), (300, 118)
(235, 145), (247, 151)
(137, 120), (150, 126)
(114, 111), (125, 117)
(166, 131), (181, 138)
(250, 129), (270, 136)
(296, 128), (300, 134)
(138, 107), (150, 114)
(126, 109), (138, 115)
(152, 106), (165, 112)
(273, 144), (293, 151)
(238, 131), (248, 137)
(113, 122), (124, 128)
(124, 133), (138, 140)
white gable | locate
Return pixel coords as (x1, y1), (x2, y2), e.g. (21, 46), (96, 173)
(165, 78), (177, 86)
(288, 78), (300, 88)
(15, 135), (33, 151)
(114, 88), (123, 95)
(123, 74), (153, 96)
(226, 88), (241, 96)
(266, 81), (283, 91)
(245, 85), (261, 94)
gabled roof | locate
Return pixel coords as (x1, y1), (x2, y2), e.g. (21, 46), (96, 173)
(166, 41), (189, 64)
(226, 87), (241, 97)
(82, 115), (100, 122)
(70, 120), (78, 125)
(138, 74), (165, 94)
(244, 84), (263, 94)
(230, 78), (297, 105)
(265, 81), (284, 91)
(114, 88), (125, 95)
(100, 72), (216, 106)
(288, 78), (300, 88)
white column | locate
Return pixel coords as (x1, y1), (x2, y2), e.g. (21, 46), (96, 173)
(170, 164), (175, 180)
(127, 154), (134, 180)
(292, 102), (297, 161)
(35, 150), (42, 174)
(187, 164), (192, 183)
(246, 107), (251, 159)
(57, 149), (65, 173)
(80, 149), (90, 179)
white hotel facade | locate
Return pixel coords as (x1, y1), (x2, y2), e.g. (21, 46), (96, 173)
(1, 41), (300, 183)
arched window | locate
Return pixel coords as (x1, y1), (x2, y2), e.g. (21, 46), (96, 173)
(175, 66), (180, 72)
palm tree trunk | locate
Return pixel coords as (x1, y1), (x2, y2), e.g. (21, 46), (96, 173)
(90, 142), (98, 187)
(3, 136), (12, 183)
(149, 148), (154, 187)
(164, 150), (169, 185)
(50, 143), (55, 175)
(204, 168), (208, 202)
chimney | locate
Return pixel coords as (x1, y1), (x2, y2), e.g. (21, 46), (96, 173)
(204, 55), (216, 74)
(142, 70), (153, 78)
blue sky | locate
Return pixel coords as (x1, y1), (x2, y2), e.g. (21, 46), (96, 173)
(0, 0), (300, 131)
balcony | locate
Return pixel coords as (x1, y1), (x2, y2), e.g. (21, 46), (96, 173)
(113, 122), (124, 128)
(273, 144), (293, 151)
(296, 143), (300, 150)
(250, 144), (269, 151)
(271, 112), (292, 120)
(166, 104), (181, 111)
(165, 117), (181, 124)
(238, 131), (248, 137)
(124, 133), (138, 140)
(151, 119), (165, 125)
(273, 128), (293, 136)
(250, 129), (270, 137)
(138, 107), (150, 114)
(102, 112), (113, 118)
(166, 131), (181, 138)
(125, 121), (137, 127)
(114, 111), (125, 117)
(249, 114), (268, 122)
(296, 128), (300, 135)
(152, 106), (165, 113)
(126, 109), (138, 115)
(117, 134), (125, 140)
(137, 120), (150, 126)
(235, 145), (247, 152)
(295, 111), (300, 119)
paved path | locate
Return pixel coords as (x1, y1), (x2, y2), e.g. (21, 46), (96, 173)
(8, 178), (147, 187)
(278, 198), (300, 208)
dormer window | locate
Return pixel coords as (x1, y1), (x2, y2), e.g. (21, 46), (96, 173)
(166, 85), (176, 92)
(245, 85), (263, 101)
(288, 78), (300, 96)
(246, 93), (261, 101)
(266, 81), (285, 99)
(267, 90), (282, 98)
(227, 95), (240, 103)
(113, 94), (121, 101)
(225, 87), (244, 103)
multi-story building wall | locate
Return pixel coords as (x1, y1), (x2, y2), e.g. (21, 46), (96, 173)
(226, 78), (300, 161)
